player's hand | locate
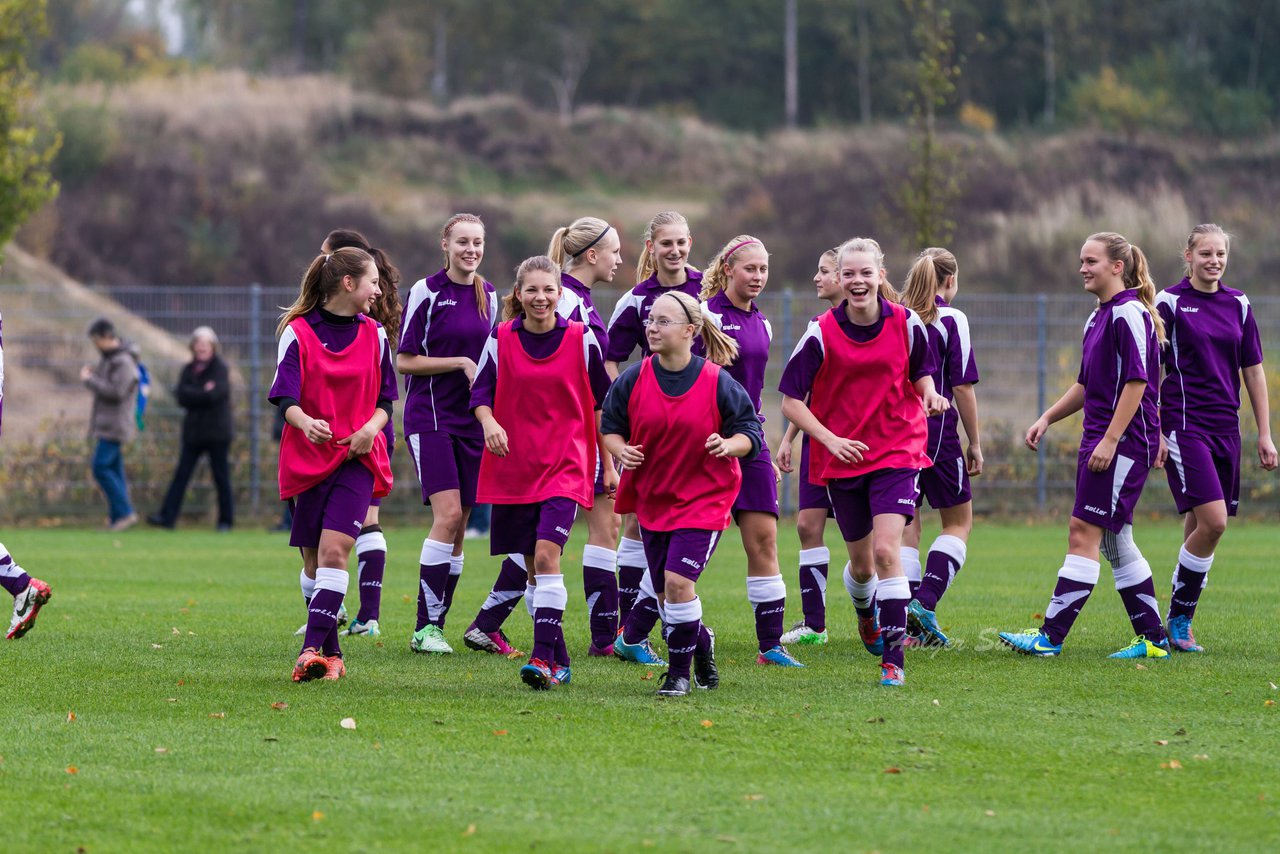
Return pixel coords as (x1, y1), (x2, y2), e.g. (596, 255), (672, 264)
(482, 418), (509, 457)
(922, 390), (949, 416)
(80, 365), (93, 381)
(966, 443), (984, 477)
(603, 463), (620, 498)
(1088, 436), (1118, 473)
(337, 424), (376, 458)
(774, 442), (793, 473)
(1259, 436), (1278, 471)
(304, 417), (332, 444)
(616, 443), (644, 469)
(1154, 434), (1168, 469)
(459, 357), (478, 385)
(705, 433), (734, 458)
(822, 436), (867, 464)
(1025, 417), (1048, 451)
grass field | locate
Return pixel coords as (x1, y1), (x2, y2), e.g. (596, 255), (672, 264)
(3, 519), (1278, 853)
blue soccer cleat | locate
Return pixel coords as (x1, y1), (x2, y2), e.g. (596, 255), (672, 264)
(520, 658), (555, 690)
(613, 634), (667, 666)
(879, 663), (905, 686)
(1166, 615), (1204, 653)
(857, 613), (885, 656)
(1108, 636), (1170, 659)
(551, 664), (571, 686)
(998, 628), (1062, 656)
(907, 599), (951, 647)
(757, 645), (806, 668)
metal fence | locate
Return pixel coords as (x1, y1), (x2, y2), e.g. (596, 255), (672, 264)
(1, 282), (1276, 524)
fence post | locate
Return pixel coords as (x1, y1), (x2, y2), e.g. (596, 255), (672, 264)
(1036, 294), (1047, 510)
(249, 283), (263, 516)
(779, 290), (793, 517)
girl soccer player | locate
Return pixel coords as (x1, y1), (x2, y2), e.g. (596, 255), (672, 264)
(606, 211), (703, 664)
(1154, 224), (1276, 652)
(700, 235), (803, 667)
(603, 291), (762, 697)
(898, 248), (982, 647)
(999, 232), (1170, 659)
(777, 248), (843, 646)
(398, 214), (498, 655)
(271, 247), (395, 682)
(779, 237), (947, 687)
(471, 256), (612, 689)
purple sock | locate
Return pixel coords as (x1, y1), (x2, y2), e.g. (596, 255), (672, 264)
(0, 552), (31, 597)
(554, 632), (570, 669)
(1168, 546), (1213, 621)
(696, 623), (713, 653)
(916, 535), (966, 611)
(582, 546), (619, 648)
(747, 575), (787, 652)
(877, 577), (910, 669)
(797, 547), (829, 632)
(354, 527), (386, 623)
(664, 599), (703, 681)
(441, 555), (463, 628)
(473, 556), (529, 633)
(303, 570), (347, 652)
(623, 595), (660, 644)
(416, 539), (453, 632)
(531, 607), (562, 664)
(1040, 555), (1099, 645)
(616, 537), (646, 623)
(1113, 560), (1165, 643)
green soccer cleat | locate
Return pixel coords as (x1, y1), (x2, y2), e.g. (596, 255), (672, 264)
(780, 621), (828, 646)
(410, 624), (453, 654)
(1108, 636), (1170, 659)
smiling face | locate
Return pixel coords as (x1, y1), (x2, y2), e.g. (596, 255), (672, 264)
(645, 295), (695, 356)
(585, 228), (623, 284)
(646, 223), (692, 279)
(839, 249), (883, 312)
(725, 244), (769, 305)
(1185, 233), (1228, 288)
(1079, 240), (1123, 296)
(345, 260), (382, 313)
(191, 337), (215, 361)
(443, 222), (485, 278)
(814, 253), (840, 301)
(517, 269), (561, 324)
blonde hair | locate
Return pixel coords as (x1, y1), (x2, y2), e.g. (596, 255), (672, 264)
(636, 210), (691, 282)
(278, 247), (374, 337)
(900, 248), (957, 325)
(1087, 231), (1167, 345)
(441, 213), (491, 319)
(699, 235), (764, 302)
(1183, 223), (1231, 277)
(654, 291), (738, 367)
(836, 237), (900, 303)
(549, 217), (612, 270)
(502, 255), (561, 321)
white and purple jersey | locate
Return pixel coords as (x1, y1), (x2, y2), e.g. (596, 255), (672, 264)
(703, 290), (772, 422)
(1155, 278), (1264, 435)
(778, 298), (934, 401)
(557, 272), (610, 357)
(470, 316), (612, 412)
(398, 269), (499, 438)
(924, 295), (980, 460)
(1076, 289), (1159, 465)
(604, 268), (704, 362)
(269, 308), (398, 408)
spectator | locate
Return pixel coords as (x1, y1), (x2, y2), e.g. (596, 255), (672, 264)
(81, 318), (140, 531)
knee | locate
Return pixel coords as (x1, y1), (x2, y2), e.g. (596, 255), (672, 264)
(533, 546), (561, 576)
(664, 575), (695, 603)
(317, 545), (349, 570)
(434, 505), (464, 537)
(1200, 515), (1227, 543)
(796, 518), (823, 545)
(1067, 517), (1096, 552)
(872, 542), (899, 571)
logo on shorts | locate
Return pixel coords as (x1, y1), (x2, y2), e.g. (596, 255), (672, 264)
(1179, 306), (1199, 313)
(555, 526), (570, 536)
(1083, 505), (1106, 516)
(353, 520), (363, 529)
(681, 557), (702, 570)
(898, 498), (916, 506)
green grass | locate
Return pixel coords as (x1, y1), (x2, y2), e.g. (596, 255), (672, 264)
(3, 520), (1278, 852)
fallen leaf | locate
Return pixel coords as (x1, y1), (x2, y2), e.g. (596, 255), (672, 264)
(1160, 759), (1183, 770)
(151, 644), (163, 649)
(271, 702), (288, 711)
(177, 680), (186, 686)
(931, 699), (940, 706)
(155, 747), (168, 754)
(1154, 740), (1168, 746)
(1174, 727), (1187, 735)
(208, 712), (226, 719)
(66, 766), (79, 775)
(492, 729), (508, 736)
(743, 793), (765, 801)
(1031, 613), (1042, 620)
(186, 599), (197, 607)
(187, 632), (195, 636)
(402, 594), (412, 603)
(263, 737), (279, 742)
(883, 767), (901, 774)
(312, 811), (325, 822)
(984, 810), (996, 817)
(340, 717), (357, 730)
(640, 671), (654, 681)
(701, 720), (714, 728)
(171, 627), (180, 635)
(373, 742), (382, 750)
(462, 824), (476, 837)
(165, 698), (178, 703)
(67, 711), (76, 722)
(866, 716), (885, 724)
(1135, 663), (1148, 670)
(1193, 754), (1209, 760)
(1270, 682), (1278, 691)
(505, 651), (522, 661)
(1266, 700), (1276, 707)
(433, 719), (445, 725)
(716, 835), (739, 843)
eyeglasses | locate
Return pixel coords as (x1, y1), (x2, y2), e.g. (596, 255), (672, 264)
(642, 318), (690, 329)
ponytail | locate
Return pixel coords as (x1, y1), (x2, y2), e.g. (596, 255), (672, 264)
(549, 217), (611, 271)
(1087, 231), (1167, 346)
(656, 291), (739, 367)
(441, 212), (491, 320)
(636, 210), (690, 282)
(502, 255), (561, 321)
(699, 234), (762, 302)
(901, 247), (956, 326)
(278, 248), (373, 337)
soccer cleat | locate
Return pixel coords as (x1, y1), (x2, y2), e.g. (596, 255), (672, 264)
(1108, 636), (1170, 659)
(998, 628), (1062, 656)
(907, 599), (951, 647)
(344, 618), (381, 638)
(655, 672), (691, 698)
(903, 631), (924, 649)
(520, 658), (555, 690)
(588, 642), (616, 657)
(613, 634), (667, 666)
(295, 602), (348, 637)
(1166, 615), (1204, 653)
(322, 655), (346, 680)
(879, 663), (905, 686)
(410, 624), (454, 654)
(757, 645), (806, 668)
(7, 578), (52, 640)
(551, 664), (571, 686)
(780, 622), (828, 646)
(462, 624), (522, 656)
(857, 613), (885, 656)
(693, 627), (719, 689)
(292, 647), (329, 682)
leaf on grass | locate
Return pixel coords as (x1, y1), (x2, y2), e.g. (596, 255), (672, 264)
(66, 766), (79, 775)
(155, 747), (168, 754)
(1193, 754), (1209, 760)
(1160, 759), (1183, 770)
(271, 702), (288, 711)
(165, 698), (179, 703)
(402, 594), (412, 603)
(716, 835), (739, 843)
(151, 644), (164, 649)
(172, 627), (180, 635)
(743, 793), (765, 801)
(340, 718), (357, 730)
(1174, 727), (1187, 735)
(312, 811), (325, 822)
(1135, 663), (1148, 670)
(177, 680), (186, 686)
(208, 712), (226, 719)
(984, 810), (996, 817)
(932, 699), (941, 706)
(1265, 700), (1276, 707)
(372, 742), (382, 750)
(883, 767), (901, 774)
(505, 651), (523, 661)
(264, 737), (279, 742)
(462, 824), (476, 837)
(1269, 681), (1278, 691)
(1031, 613), (1042, 620)
(640, 671), (654, 681)
(1154, 740), (1168, 745)
(866, 716), (885, 724)
(701, 720), (714, 728)
(433, 720), (445, 725)
(186, 599), (197, 607)
(492, 729), (508, 736)
(67, 711), (76, 722)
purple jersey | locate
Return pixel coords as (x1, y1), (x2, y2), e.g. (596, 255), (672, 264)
(269, 309), (397, 409)
(398, 269), (499, 437)
(703, 290), (772, 421)
(779, 298), (934, 401)
(557, 273), (610, 356)
(1076, 289), (1159, 465)
(925, 296), (980, 460)
(470, 316), (611, 412)
(604, 268), (703, 362)
(1156, 278), (1264, 435)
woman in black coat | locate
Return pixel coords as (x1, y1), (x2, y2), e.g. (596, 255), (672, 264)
(148, 327), (234, 530)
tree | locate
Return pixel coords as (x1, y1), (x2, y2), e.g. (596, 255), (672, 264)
(0, 0), (60, 264)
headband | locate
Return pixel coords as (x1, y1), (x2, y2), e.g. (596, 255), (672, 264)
(724, 239), (760, 261)
(658, 292), (696, 326)
(572, 225), (612, 258)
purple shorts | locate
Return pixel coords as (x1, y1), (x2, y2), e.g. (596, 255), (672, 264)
(1164, 429), (1241, 516)
(290, 460), (375, 549)
(407, 431), (482, 507)
(369, 442), (394, 509)
(734, 441), (779, 519)
(639, 527), (724, 586)
(918, 456), (972, 510)
(489, 497), (579, 556)
(1071, 446), (1151, 534)
(797, 436), (834, 515)
(827, 468), (921, 543)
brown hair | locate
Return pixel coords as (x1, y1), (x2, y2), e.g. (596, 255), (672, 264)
(900, 247), (957, 325)
(836, 237), (900, 303)
(441, 213), (491, 319)
(278, 248), (374, 337)
(654, 291), (739, 367)
(636, 210), (691, 282)
(699, 235), (765, 302)
(323, 228), (402, 342)
(1183, 223), (1231, 278)
(1087, 231), (1167, 345)
(548, 217), (612, 270)
(502, 255), (561, 321)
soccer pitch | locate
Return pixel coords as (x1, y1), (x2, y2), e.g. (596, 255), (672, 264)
(3, 520), (1277, 852)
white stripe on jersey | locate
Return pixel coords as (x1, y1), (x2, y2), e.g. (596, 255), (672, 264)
(557, 288), (585, 321)
(400, 278), (434, 352)
(904, 308), (926, 358)
(1235, 293), (1251, 326)
(583, 328), (603, 365)
(1156, 290), (1186, 430)
(272, 325), (299, 389)
(763, 316), (774, 342)
(703, 307), (724, 330)
(607, 290), (646, 328)
(789, 318), (824, 360)
(937, 305), (972, 375)
(1112, 299), (1150, 368)
(475, 332), (498, 378)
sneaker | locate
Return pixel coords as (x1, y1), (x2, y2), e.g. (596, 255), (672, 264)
(880, 663), (905, 686)
(907, 599), (951, 647)
(295, 602), (348, 637)
(613, 633), (666, 666)
(520, 658), (555, 690)
(462, 624), (521, 656)
(757, 645), (805, 668)
(107, 512), (139, 532)
(7, 578), (52, 640)
(322, 655), (347, 680)
(292, 647), (328, 682)
(410, 624), (454, 654)
(1108, 636), (1170, 659)
(903, 631), (925, 649)
(693, 627), (719, 689)
(857, 613), (885, 656)
(146, 514), (174, 529)
(551, 664), (571, 686)
(780, 621), (829, 645)
(1166, 614), (1204, 652)
(344, 618), (381, 638)
(998, 628), (1062, 656)
(655, 672), (691, 698)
